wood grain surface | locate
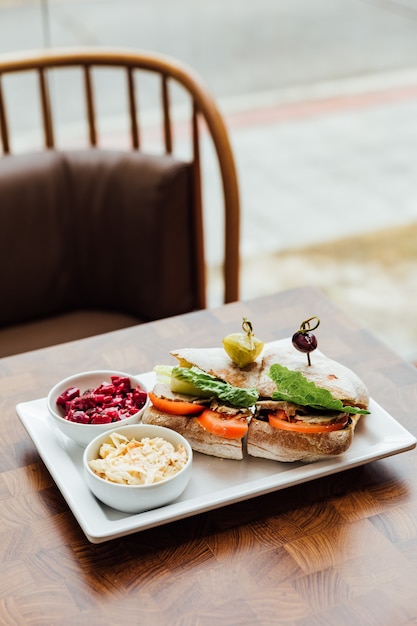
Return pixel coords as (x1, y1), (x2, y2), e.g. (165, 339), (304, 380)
(2, 286), (417, 625)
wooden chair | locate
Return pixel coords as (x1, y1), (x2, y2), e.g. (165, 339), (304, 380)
(0, 48), (240, 356)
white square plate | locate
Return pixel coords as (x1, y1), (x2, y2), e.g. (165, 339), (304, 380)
(16, 371), (416, 543)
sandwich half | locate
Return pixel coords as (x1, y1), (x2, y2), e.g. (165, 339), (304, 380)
(141, 348), (259, 460)
(247, 338), (370, 463)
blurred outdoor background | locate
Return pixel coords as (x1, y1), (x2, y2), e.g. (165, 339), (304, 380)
(2, 0), (417, 360)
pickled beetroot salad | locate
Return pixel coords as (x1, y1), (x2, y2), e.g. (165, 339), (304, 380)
(56, 376), (147, 424)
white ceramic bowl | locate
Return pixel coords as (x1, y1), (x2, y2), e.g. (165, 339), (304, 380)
(47, 370), (148, 447)
(83, 424), (193, 513)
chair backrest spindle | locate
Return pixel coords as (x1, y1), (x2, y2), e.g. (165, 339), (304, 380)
(0, 77), (10, 154)
(83, 64), (97, 146)
(161, 74), (172, 154)
(38, 67), (54, 148)
(127, 67), (140, 149)
(191, 101), (205, 309)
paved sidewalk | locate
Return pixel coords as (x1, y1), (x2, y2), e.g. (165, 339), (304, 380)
(220, 78), (417, 262)
(206, 79), (417, 361)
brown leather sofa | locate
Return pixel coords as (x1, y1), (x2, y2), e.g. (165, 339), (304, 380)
(0, 148), (198, 357)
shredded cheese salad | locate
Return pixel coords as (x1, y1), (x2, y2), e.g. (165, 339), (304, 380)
(88, 432), (188, 485)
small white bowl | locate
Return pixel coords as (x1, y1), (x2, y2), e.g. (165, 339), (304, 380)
(83, 424), (193, 513)
(47, 370), (148, 447)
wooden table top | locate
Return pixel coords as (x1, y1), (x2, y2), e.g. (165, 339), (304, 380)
(2, 286), (417, 625)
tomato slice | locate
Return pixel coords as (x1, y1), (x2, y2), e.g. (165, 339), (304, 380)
(195, 409), (248, 439)
(268, 410), (349, 433)
(149, 391), (205, 416)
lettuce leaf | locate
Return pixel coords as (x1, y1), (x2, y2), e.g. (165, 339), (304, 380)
(172, 366), (258, 408)
(268, 363), (370, 415)
(154, 364), (174, 386)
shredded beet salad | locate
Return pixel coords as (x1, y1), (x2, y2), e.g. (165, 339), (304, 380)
(56, 375), (147, 424)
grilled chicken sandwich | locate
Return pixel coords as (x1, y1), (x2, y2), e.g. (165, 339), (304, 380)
(141, 338), (369, 463)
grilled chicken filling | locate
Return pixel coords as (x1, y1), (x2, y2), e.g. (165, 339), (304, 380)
(153, 383), (252, 419)
(255, 399), (350, 426)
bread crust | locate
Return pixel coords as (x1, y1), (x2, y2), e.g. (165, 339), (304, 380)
(246, 414), (361, 463)
(141, 406), (243, 460)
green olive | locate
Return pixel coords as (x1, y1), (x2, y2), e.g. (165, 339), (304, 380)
(222, 318), (264, 367)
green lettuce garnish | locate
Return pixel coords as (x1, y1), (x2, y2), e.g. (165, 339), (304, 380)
(172, 366), (258, 408)
(154, 364), (174, 387)
(268, 363), (370, 415)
